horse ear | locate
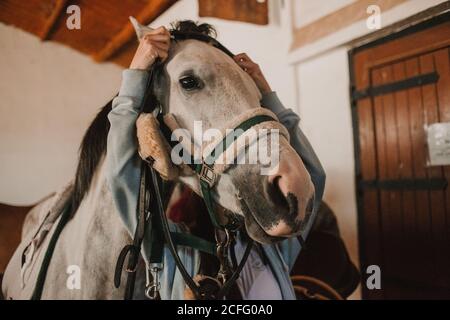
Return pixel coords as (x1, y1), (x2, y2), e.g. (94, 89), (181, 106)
(129, 16), (154, 40)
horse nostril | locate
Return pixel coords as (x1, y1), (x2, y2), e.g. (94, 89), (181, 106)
(306, 196), (314, 215)
(286, 193), (299, 218)
(265, 176), (288, 211)
(265, 176), (304, 219)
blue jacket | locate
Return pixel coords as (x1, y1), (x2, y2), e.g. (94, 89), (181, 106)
(106, 69), (326, 299)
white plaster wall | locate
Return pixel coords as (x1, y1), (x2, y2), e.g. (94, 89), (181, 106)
(293, 0), (355, 29)
(0, 0), (295, 205)
(0, 23), (122, 204)
(296, 46), (358, 268)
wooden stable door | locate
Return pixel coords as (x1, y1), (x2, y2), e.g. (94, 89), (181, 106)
(351, 16), (450, 299)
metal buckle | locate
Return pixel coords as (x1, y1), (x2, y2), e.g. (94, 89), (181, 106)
(145, 264), (163, 300)
(199, 163), (217, 187)
(215, 229), (234, 284)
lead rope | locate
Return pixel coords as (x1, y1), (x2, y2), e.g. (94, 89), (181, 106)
(149, 163), (201, 298)
(114, 161), (150, 300)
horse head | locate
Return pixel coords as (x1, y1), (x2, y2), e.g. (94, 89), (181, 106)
(133, 20), (315, 244)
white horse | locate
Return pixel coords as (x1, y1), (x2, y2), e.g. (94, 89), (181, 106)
(2, 20), (318, 300)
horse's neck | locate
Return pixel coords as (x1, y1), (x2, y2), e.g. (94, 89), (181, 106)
(67, 157), (118, 239)
(42, 158), (132, 299)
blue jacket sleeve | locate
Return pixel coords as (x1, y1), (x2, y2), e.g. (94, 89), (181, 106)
(106, 69), (149, 235)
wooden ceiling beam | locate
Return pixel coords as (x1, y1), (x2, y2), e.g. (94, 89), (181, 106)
(92, 0), (176, 63)
(39, 0), (67, 40)
(199, 0), (268, 25)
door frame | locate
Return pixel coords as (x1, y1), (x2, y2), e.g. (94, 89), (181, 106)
(348, 10), (450, 299)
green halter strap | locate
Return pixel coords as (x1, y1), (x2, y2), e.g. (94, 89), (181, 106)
(159, 112), (277, 229)
(190, 114), (276, 229)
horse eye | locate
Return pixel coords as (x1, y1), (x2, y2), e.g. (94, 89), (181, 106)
(179, 76), (201, 91)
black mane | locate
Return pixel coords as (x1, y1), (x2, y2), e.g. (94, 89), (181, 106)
(71, 101), (112, 214)
(70, 20), (216, 214)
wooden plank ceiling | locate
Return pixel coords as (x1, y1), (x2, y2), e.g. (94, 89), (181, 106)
(0, 0), (269, 67)
(0, 0), (177, 67)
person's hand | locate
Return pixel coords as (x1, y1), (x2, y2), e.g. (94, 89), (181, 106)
(234, 53), (272, 94)
(130, 26), (170, 70)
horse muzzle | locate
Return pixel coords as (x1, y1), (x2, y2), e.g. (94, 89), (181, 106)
(233, 142), (316, 243)
(262, 146), (316, 237)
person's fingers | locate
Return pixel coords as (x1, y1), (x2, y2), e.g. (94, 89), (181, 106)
(159, 51), (168, 61)
(155, 27), (170, 39)
(234, 53), (247, 59)
(151, 40), (170, 51)
(140, 28), (162, 40)
(236, 60), (256, 68)
(151, 34), (170, 43)
(144, 34), (170, 45)
(145, 46), (159, 60)
(138, 26), (170, 46)
(149, 26), (168, 35)
(234, 53), (253, 63)
(150, 36), (170, 55)
(236, 60), (259, 74)
(130, 27), (170, 69)
(233, 54), (248, 63)
(163, 27), (171, 36)
(154, 46), (169, 61)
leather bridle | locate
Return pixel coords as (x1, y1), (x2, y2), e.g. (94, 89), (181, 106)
(114, 31), (290, 300)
